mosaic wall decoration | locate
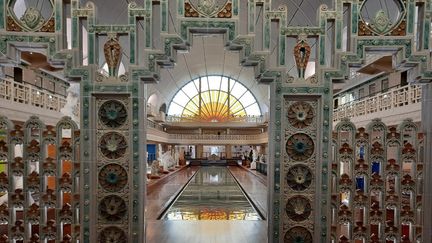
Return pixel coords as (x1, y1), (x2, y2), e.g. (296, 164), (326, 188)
(332, 118), (423, 242)
(0, 116), (80, 242)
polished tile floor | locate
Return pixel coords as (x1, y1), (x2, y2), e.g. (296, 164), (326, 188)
(145, 166), (268, 243)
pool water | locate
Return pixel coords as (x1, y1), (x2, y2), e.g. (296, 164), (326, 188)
(162, 166), (261, 220)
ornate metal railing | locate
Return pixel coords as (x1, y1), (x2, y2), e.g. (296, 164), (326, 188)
(333, 85), (422, 123)
(0, 78), (67, 112)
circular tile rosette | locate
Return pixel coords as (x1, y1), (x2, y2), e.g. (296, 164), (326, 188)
(99, 195), (127, 222)
(99, 226), (127, 243)
(287, 101), (314, 128)
(99, 163), (128, 192)
(284, 226), (313, 243)
(286, 164), (312, 191)
(99, 132), (127, 159)
(98, 100), (128, 128)
(286, 196), (312, 222)
(286, 133), (314, 161)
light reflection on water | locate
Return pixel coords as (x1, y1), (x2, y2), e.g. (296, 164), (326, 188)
(163, 166), (261, 220)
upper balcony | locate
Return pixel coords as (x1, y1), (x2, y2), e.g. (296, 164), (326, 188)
(0, 77), (68, 124)
(333, 85), (422, 128)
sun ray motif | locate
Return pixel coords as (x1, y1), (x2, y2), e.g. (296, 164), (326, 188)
(168, 76), (261, 122)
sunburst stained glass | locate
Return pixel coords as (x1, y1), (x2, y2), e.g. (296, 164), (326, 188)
(168, 76), (261, 122)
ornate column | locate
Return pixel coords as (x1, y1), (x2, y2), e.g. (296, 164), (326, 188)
(422, 83), (432, 242)
(79, 36), (146, 242)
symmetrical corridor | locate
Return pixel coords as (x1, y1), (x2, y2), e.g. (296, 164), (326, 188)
(145, 166), (268, 243)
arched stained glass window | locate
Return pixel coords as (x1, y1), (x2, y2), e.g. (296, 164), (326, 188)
(168, 76), (261, 122)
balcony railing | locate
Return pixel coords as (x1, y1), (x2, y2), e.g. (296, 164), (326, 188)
(0, 77), (67, 112)
(165, 115), (266, 124)
(333, 85), (422, 123)
(168, 133), (265, 141)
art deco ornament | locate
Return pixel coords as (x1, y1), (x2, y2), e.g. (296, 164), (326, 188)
(99, 195), (127, 221)
(293, 34), (311, 79)
(188, 0), (229, 17)
(104, 33), (122, 77)
(286, 133), (314, 161)
(287, 102), (314, 128)
(21, 7), (44, 30)
(286, 164), (313, 191)
(98, 100), (128, 128)
(284, 226), (313, 243)
(99, 226), (127, 243)
(98, 163), (128, 192)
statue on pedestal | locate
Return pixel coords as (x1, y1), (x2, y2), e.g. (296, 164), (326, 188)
(150, 160), (160, 179)
(250, 147), (258, 170)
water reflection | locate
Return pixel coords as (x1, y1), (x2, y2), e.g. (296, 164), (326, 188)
(163, 166), (261, 220)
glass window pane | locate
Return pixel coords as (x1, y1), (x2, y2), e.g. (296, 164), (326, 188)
(220, 77), (229, 92)
(201, 77), (209, 91)
(182, 82), (199, 97)
(239, 91), (255, 107)
(245, 103), (261, 116)
(231, 83), (247, 98)
(208, 76), (221, 90)
(229, 79), (235, 91)
(173, 91), (190, 105)
(168, 102), (183, 116)
(168, 75), (261, 120)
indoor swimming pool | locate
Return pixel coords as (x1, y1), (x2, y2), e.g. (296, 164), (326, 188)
(161, 166), (262, 220)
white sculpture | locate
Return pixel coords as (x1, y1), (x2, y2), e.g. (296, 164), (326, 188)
(174, 149), (180, 167)
(250, 148), (258, 170)
(60, 83), (80, 124)
(259, 153), (265, 163)
(160, 149), (176, 170)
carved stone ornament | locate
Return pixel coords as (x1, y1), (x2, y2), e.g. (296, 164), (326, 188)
(103, 34), (122, 77)
(287, 102), (314, 129)
(372, 10), (391, 34)
(358, 0), (406, 36)
(284, 226), (313, 243)
(286, 164), (313, 191)
(99, 226), (127, 243)
(98, 163), (128, 192)
(186, 0), (230, 18)
(7, 1), (55, 33)
(286, 133), (314, 161)
(99, 195), (127, 221)
(98, 100), (128, 128)
(21, 7), (45, 29)
(293, 34), (311, 78)
(99, 132), (128, 159)
(286, 196), (312, 222)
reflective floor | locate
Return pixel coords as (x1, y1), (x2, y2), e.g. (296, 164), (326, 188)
(162, 166), (261, 220)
